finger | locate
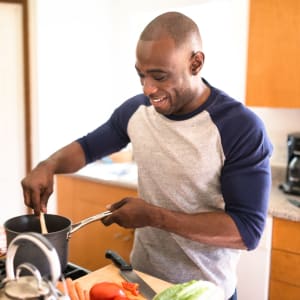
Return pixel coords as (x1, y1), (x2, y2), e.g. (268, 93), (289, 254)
(31, 189), (42, 216)
(22, 188), (32, 208)
(101, 214), (115, 226)
(110, 198), (128, 210)
(40, 187), (52, 213)
(102, 199), (131, 226)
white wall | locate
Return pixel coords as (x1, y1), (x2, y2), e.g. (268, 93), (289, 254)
(0, 3), (27, 224)
(34, 0), (115, 161)
(34, 0), (249, 159)
(109, 0), (249, 102)
(237, 216), (273, 300)
(250, 107), (300, 167)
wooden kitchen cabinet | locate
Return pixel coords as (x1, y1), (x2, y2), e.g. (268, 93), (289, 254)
(56, 175), (137, 271)
(246, 0), (300, 107)
(269, 217), (300, 299)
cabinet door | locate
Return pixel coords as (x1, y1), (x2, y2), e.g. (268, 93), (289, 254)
(269, 280), (300, 300)
(246, 0), (300, 107)
(56, 175), (137, 271)
(272, 218), (300, 253)
(271, 249), (300, 287)
(269, 218), (300, 299)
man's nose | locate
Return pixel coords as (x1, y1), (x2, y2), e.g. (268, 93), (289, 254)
(142, 79), (158, 96)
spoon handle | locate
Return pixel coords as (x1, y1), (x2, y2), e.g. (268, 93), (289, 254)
(40, 212), (48, 234)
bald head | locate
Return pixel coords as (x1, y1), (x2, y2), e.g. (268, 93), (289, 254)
(139, 12), (202, 50)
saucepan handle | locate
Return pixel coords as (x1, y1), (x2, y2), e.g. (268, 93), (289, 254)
(69, 210), (112, 235)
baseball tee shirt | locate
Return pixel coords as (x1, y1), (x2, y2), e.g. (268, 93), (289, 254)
(77, 80), (272, 299)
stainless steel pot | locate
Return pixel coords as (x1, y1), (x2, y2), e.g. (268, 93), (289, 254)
(0, 232), (64, 299)
(4, 211), (111, 277)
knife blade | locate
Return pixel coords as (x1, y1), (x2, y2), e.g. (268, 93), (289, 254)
(105, 250), (156, 300)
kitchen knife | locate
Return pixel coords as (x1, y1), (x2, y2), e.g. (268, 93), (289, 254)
(105, 250), (156, 300)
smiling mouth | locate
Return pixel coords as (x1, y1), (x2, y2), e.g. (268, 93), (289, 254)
(150, 96), (168, 105)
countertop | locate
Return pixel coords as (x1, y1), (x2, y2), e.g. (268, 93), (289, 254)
(72, 162), (300, 222)
(74, 162), (138, 190)
(268, 165), (300, 221)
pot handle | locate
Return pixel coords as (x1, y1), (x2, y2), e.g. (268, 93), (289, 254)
(16, 263), (43, 289)
(70, 210), (112, 235)
(5, 232), (61, 284)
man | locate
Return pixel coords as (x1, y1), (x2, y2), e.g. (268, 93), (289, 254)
(22, 12), (272, 300)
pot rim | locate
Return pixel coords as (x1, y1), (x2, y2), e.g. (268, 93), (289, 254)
(4, 214), (72, 236)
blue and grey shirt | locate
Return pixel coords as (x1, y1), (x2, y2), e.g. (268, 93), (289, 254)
(77, 80), (272, 298)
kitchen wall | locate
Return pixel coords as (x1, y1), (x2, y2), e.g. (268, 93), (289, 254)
(32, 0), (115, 163)
(0, 3), (27, 224)
(30, 0), (300, 207)
(32, 0), (249, 161)
(250, 107), (300, 167)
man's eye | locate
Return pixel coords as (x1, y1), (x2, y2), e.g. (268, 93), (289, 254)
(154, 75), (167, 81)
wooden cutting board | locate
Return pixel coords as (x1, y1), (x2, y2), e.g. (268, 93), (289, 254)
(75, 264), (172, 299)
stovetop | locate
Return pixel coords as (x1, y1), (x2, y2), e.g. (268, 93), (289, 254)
(62, 261), (91, 279)
(0, 258), (90, 284)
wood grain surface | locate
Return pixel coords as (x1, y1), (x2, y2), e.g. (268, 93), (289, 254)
(76, 264), (172, 299)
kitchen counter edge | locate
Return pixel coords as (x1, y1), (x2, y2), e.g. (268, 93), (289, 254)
(61, 163), (300, 222)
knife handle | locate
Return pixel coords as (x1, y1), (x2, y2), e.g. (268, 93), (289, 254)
(105, 250), (133, 271)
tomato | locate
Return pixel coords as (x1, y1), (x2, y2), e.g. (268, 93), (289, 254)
(121, 282), (140, 296)
(89, 282), (127, 300)
(113, 297), (130, 300)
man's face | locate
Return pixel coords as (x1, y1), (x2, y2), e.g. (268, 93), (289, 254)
(135, 37), (198, 116)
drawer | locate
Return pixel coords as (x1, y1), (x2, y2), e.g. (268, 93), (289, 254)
(56, 175), (136, 271)
(272, 218), (300, 253)
(270, 249), (300, 286)
(269, 279), (300, 300)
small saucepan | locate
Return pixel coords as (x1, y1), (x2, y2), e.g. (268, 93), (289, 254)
(4, 211), (112, 276)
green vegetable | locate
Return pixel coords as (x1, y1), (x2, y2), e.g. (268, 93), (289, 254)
(153, 280), (224, 300)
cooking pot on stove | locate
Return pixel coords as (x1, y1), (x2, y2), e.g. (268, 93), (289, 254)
(0, 232), (67, 299)
(4, 211), (111, 277)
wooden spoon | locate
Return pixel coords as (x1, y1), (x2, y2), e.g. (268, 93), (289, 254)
(40, 212), (48, 234)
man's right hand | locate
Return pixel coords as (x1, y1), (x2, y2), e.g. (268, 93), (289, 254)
(21, 161), (55, 215)
(21, 142), (87, 215)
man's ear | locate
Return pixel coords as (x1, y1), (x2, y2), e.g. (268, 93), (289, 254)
(190, 51), (205, 75)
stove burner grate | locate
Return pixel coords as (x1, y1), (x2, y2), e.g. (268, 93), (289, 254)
(0, 258), (90, 284)
(0, 259), (5, 285)
(62, 262), (91, 280)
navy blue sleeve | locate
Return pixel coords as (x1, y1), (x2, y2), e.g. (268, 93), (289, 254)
(77, 94), (148, 163)
(210, 93), (273, 250)
(222, 122), (272, 250)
